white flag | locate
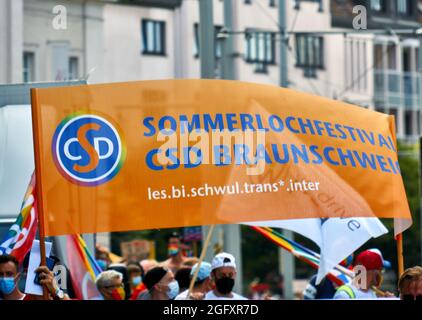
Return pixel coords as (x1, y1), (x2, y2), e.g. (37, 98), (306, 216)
(394, 218), (412, 238)
(243, 217), (388, 284)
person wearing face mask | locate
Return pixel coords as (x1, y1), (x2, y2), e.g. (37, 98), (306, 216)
(138, 266), (179, 300)
(107, 263), (131, 300)
(131, 260), (162, 300)
(334, 249), (395, 299)
(0, 254), (27, 300)
(95, 245), (111, 271)
(95, 270), (126, 300)
(162, 232), (190, 274)
(127, 263), (143, 297)
(205, 252), (247, 300)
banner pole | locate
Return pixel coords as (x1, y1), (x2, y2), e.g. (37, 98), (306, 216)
(187, 225), (215, 298)
(397, 233), (404, 277)
(30, 88), (49, 300)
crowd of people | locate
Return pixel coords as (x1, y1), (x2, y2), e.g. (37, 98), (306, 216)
(1, 231), (422, 300)
(96, 232), (247, 300)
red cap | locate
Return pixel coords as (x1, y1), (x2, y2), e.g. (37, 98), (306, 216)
(354, 250), (383, 271)
(251, 283), (270, 293)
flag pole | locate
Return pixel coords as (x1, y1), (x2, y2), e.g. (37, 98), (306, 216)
(397, 233), (404, 276)
(30, 88), (49, 300)
(187, 225), (215, 298)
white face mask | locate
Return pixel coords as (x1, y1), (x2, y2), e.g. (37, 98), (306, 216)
(167, 280), (179, 299)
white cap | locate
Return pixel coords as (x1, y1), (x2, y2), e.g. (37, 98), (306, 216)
(211, 252), (236, 271)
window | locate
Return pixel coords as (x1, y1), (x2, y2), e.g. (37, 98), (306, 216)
(193, 24), (222, 59)
(68, 57), (79, 80)
(374, 43), (397, 70)
(245, 31), (276, 73)
(374, 44), (384, 69)
(23, 52), (35, 83)
(371, 0), (388, 12)
(397, 0), (412, 16)
(387, 44), (397, 70)
(405, 110), (413, 136)
(402, 47), (411, 72)
(346, 38), (368, 93)
(141, 19), (166, 55)
(295, 34), (324, 77)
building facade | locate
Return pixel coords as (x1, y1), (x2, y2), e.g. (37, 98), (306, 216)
(331, 0), (422, 141)
(0, 0), (23, 84)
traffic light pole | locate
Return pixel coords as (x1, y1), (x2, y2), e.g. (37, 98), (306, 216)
(221, 0), (243, 295)
(419, 33), (422, 265)
(278, 0), (295, 300)
(198, 0), (228, 280)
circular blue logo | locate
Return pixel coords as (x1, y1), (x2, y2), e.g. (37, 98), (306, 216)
(52, 113), (125, 186)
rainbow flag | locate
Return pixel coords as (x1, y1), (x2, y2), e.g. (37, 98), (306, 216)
(251, 226), (352, 286)
(0, 173), (38, 264)
(66, 234), (102, 300)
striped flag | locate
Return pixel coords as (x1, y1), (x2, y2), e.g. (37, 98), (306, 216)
(251, 226), (352, 286)
(245, 217), (387, 284)
(0, 173), (38, 264)
(66, 234), (102, 300)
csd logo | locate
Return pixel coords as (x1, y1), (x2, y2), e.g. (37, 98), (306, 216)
(52, 113), (125, 186)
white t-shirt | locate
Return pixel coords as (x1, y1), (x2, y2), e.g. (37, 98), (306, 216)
(333, 284), (378, 300)
(205, 290), (247, 300)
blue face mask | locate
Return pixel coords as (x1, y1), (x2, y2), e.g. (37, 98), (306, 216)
(96, 260), (107, 271)
(0, 277), (16, 295)
(131, 276), (142, 286)
(167, 280), (179, 300)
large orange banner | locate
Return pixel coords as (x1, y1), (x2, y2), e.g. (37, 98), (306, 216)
(30, 80), (411, 236)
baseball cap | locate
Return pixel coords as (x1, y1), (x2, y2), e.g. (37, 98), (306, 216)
(354, 249), (385, 271)
(211, 252), (236, 271)
(368, 248), (392, 269)
(190, 262), (212, 282)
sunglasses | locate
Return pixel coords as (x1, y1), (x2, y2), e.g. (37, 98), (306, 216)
(402, 294), (422, 301)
